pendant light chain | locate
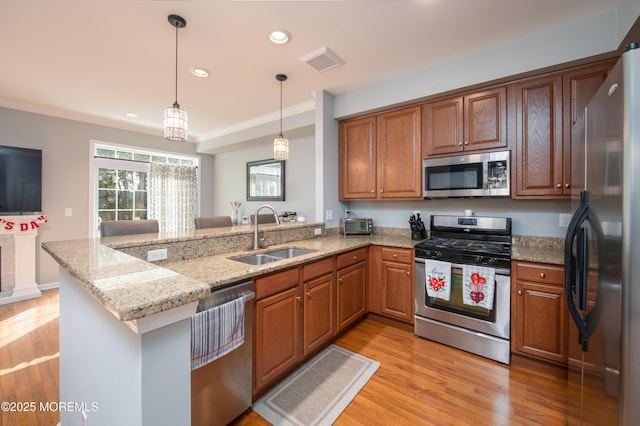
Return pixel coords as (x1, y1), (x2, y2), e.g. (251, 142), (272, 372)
(273, 74), (289, 160)
(164, 14), (188, 142)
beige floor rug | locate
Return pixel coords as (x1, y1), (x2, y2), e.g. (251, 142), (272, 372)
(252, 344), (380, 426)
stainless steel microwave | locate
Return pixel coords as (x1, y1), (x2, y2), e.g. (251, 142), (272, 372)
(340, 218), (373, 235)
(423, 150), (510, 198)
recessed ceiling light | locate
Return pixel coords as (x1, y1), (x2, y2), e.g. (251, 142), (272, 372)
(269, 30), (291, 45)
(190, 67), (210, 78)
(125, 112), (139, 118)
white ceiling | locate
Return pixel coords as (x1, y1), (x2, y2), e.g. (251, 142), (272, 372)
(0, 0), (617, 145)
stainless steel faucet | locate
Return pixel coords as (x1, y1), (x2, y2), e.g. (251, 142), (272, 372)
(253, 204), (280, 250)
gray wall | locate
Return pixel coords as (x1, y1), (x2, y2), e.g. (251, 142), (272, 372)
(0, 107), (215, 285)
(210, 131), (315, 221)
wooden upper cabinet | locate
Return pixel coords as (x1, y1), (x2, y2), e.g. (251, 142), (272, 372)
(424, 87), (507, 156)
(562, 60), (616, 196)
(512, 59), (615, 199)
(376, 106), (422, 199)
(339, 116), (377, 199)
(339, 106), (421, 200)
(512, 74), (564, 198)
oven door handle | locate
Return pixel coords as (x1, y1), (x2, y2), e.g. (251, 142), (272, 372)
(414, 258), (510, 276)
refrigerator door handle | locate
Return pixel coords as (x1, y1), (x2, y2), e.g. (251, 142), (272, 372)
(576, 226), (589, 311)
(564, 191), (590, 351)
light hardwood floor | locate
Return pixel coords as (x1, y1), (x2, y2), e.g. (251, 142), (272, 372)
(1, 290), (569, 425)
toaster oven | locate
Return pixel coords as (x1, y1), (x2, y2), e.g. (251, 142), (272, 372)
(340, 218), (373, 235)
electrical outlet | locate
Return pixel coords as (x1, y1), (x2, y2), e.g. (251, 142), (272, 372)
(559, 213), (572, 227)
(147, 248), (168, 262)
(325, 209), (333, 221)
(314, 228), (322, 236)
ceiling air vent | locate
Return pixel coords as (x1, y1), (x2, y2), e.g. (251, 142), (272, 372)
(299, 46), (344, 73)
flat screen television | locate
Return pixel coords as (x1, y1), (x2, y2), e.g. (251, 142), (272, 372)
(0, 145), (42, 215)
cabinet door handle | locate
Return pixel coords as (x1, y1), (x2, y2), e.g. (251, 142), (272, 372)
(459, 141), (463, 146)
(517, 290), (523, 296)
(296, 296), (302, 303)
(556, 183), (562, 188)
(370, 189), (375, 193)
(540, 272), (546, 279)
(464, 140), (469, 145)
(353, 256), (357, 261)
(380, 189), (384, 193)
(406, 271), (410, 276)
(565, 183), (571, 188)
(393, 253), (398, 259)
(338, 278), (343, 283)
(306, 291), (311, 298)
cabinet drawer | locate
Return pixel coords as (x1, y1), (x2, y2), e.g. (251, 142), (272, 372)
(380, 247), (412, 264)
(515, 262), (564, 285)
(336, 247), (368, 270)
(302, 257), (334, 282)
(255, 267), (299, 300)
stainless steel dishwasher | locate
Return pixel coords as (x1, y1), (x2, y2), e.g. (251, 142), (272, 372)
(191, 280), (254, 426)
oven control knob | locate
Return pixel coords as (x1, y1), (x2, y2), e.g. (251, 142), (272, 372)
(474, 256), (484, 264)
(425, 250), (432, 257)
(487, 257), (497, 265)
(434, 251), (442, 258)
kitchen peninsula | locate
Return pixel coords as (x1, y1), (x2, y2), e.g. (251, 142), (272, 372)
(42, 222), (416, 426)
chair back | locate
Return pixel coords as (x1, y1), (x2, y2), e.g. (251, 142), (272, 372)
(100, 220), (159, 237)
(194, 216), (233, 229)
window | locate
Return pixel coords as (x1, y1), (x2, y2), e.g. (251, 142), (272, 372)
(91, 142), (199, 237)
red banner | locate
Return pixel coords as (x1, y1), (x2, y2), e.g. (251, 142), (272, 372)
(0, 215), (48, 232)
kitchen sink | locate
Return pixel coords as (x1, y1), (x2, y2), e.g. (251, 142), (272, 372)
(229, 247), (315, 265)
(264, 247), (315, 258)
(229, 253), (281, 265)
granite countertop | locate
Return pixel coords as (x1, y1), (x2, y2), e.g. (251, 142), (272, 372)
(511, 236), (565, 265)
(42, 230), (418, 322)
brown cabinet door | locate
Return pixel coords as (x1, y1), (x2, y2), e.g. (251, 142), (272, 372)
(336, 261), (367, 332)
(380, 260), (413, 323)
(513, 280), (568, 364)
(303, 271), (335, 356)
(376, 105), (422, 199)
(339, 116), (377, 199)
(512, 74), (564, 197)
(563, 60), (615, 195)
(424, 96), (464, 155)
(254, 286), (301, 392)
(465, 87), (507, 151)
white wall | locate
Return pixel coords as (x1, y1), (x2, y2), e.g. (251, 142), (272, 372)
(0, 107), (215, 286)
(210, 131), (316, 221)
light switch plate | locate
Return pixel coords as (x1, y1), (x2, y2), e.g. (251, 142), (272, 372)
(559, 213), (572, 227)
(314, 228), (322, 236)
(325, 210), (333, 221)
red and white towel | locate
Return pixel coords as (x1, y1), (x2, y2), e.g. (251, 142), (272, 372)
(462, 265), (496, 310)
(425, 259), (452, 301)
(190, 296), (245, 370)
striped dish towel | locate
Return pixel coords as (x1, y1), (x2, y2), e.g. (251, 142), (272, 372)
(190, 296), (245, 370)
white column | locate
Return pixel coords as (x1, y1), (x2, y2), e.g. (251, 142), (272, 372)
(0, 215), (46, 304)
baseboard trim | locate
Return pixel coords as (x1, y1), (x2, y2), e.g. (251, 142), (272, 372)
(39, 281), (59, 291)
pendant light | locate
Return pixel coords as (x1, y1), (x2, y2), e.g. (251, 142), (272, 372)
(273, 74), (289, 160)
(164, 14), (188, 142)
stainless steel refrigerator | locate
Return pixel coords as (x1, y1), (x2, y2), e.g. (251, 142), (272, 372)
(564, 43), (639, 425)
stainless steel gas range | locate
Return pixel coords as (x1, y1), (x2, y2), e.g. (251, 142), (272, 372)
(414, 215), (512, 364)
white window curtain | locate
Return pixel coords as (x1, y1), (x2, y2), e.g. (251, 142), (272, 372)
(148, 163), (198, 233)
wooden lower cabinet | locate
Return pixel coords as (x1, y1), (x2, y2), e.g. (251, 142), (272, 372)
(511, 261), (568, 365)
(369, 246), (414, 323)
(254, 284), (301, 392)
(336, 248), (368, 333)
(302, 258), (335, 356)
